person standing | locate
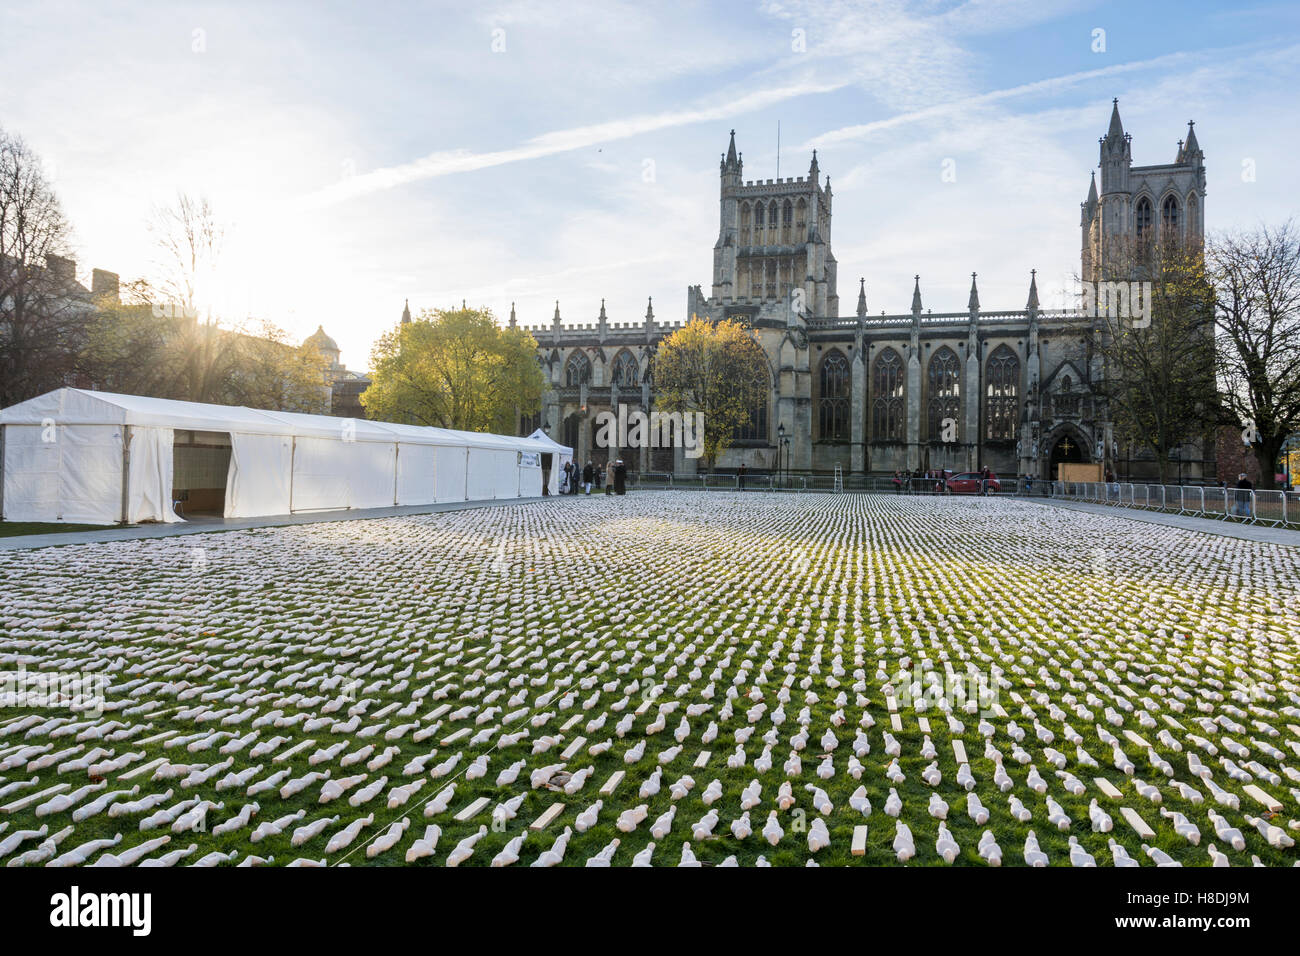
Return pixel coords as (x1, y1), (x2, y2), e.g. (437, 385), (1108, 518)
(738, 462), (747, 491)
(582, 460), (594, 495)
(605, 458), (616, 496)
(1235, 473), (1253, 517)
(614, 458), (627, 495)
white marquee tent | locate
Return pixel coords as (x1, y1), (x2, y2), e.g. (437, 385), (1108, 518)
(0, 388), (572, 524)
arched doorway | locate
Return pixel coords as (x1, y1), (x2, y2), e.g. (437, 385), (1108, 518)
(1047, 431), (1087, 480)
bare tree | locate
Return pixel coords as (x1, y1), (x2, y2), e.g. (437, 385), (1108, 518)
(148, 192), (222, 320)
(0, 127), (84, 407)
(1088, 235), (1217, 482)
(1210, 220), (1300, 489)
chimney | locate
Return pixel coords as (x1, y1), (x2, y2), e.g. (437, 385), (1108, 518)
(92, 268), (120, 302)
(45, 254), (76, 282)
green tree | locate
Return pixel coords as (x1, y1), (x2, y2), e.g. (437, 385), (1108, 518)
(363, 306), (543, 431)
(653, 317), (769, 469)
(225, 320), (331, 414)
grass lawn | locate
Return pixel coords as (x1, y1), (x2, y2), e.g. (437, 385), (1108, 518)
(0, 492), (1295, 867)
(0, 520), (119, 538)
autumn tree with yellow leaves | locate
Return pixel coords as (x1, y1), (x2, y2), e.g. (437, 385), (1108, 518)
(652, 316), (769, 470)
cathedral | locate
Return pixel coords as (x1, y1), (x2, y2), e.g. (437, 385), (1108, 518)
(523, 101), (1210, 481)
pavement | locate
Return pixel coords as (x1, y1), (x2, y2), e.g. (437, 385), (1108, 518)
(1030, 496), (1300, 547)
(0, 497), (549, 550)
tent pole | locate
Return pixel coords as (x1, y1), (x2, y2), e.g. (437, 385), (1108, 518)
(393, 443), (399, 506)
(289, 436), (297, 514)
(120, 424), (132, 524)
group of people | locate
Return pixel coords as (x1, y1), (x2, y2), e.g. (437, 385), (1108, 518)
(890, 469), (946, 494)
(560, 458), (627, 496)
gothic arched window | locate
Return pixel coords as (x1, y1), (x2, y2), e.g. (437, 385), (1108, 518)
(611, 350), (639, 388)
(872, 348), (905, 442)
(1161, 195), (1179, 234)
(818, 349), (850, 441)
(984, 344), (1019, 442)
(562, 414), (580, 456)
(1135, 197), (1152, 239)
(926, 346), (961, 441)
(733, 395), (769, 441)
(1185, 193), (1198, 236)
(565, 351), (591, 387)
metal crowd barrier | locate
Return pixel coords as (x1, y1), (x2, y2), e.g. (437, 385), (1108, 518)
(1032, 479), (1298, 528)
(617, 474), (1297, 527)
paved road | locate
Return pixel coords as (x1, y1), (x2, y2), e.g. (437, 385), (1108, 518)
(1031, 497), (1300, 547)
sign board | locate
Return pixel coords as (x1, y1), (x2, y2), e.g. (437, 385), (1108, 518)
(1059, 463), (1103, 482)
(518, 452), (541, 468)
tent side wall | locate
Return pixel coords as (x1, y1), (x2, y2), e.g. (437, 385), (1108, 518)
(225, 433), (294, 518)
(289, 436), (355, 512)
(433, 445), (469, 502)
(1, 423), (124, 524)
(395, 443), (438, 506)
(519, 450), (543, 497)
(127, 426), (183, 523)
(346, 441), (398, 510)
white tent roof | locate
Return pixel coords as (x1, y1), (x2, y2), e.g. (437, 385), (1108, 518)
(527, 428), (573, 455)
(1, 388), (568, 453)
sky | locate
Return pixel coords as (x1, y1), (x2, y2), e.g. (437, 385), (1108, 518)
(2, 0), (1298, 371)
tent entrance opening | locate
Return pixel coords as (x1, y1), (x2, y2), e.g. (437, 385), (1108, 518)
(173, 430), (231, 515)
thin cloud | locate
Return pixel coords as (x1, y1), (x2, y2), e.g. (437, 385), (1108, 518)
(807, 48), (1206, 149)
(296, 78), (848, 209)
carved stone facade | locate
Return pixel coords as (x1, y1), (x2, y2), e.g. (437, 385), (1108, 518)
(521, 103), (1211, 480)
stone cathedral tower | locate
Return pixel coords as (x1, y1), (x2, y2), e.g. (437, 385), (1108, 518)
(1081, 99), (1206, 282)
(709, 130), (838, 318)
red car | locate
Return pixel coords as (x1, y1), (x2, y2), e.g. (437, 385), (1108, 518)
(945, 471), (999, 494)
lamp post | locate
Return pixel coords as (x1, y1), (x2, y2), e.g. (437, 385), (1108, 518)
(777, 423), (785, 489)
(777, 422), (792, 489)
